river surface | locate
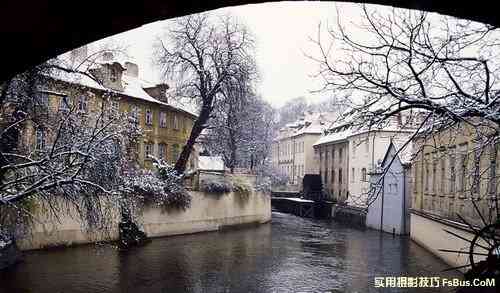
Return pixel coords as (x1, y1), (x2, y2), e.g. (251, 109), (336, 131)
(1, 212), (460, 293)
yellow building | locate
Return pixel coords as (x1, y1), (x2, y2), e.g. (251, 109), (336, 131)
(411, 121), (498, 226)
(410, 120), (499, 269)
(21, 51), (198, 170)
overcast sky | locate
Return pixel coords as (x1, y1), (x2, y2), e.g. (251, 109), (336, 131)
(92, 2), (388, 108)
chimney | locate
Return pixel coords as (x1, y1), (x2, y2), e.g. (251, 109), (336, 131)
(124, 62), (139, 77)
(102, 51), (114, 61)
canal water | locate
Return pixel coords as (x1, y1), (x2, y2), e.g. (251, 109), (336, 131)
(1, 212), (459, 292)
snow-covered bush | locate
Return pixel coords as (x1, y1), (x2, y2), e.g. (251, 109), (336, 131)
(254, 164), (288, 193)
(200, 179), (233, 194)
(123, 157), (191, 210)
(232, 176), (252, 200)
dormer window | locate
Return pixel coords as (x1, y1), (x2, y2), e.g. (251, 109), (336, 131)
(110, 68), (117, 83)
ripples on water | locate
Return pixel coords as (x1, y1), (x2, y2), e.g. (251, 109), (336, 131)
(0, 212), (459, 292)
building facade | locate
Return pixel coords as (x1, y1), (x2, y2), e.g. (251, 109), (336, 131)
(21, 49), (198, 170)
(366, 142), (412, 235)
(271, 112), (335, 189)
(314, 114), (415, 205)
(410, 121), (499, 269)
(411, 122), (499, 228)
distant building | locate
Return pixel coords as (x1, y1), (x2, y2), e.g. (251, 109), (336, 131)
(313, 112), (416, 204)
(271, 112), (336, 190)
(366, 141), (412, 235)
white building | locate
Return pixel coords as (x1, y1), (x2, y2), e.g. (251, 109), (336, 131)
(314, 112), (416, 205)
(366, 141), (412, 235)
(271, 112), (336, 190)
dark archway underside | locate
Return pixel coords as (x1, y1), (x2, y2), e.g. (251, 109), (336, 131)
(2, 0), (499, 82)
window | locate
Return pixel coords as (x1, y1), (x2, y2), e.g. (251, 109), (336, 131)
(37, 91), (49, 107)
(339, 168), (343, 184)
(172, 144), (180, 161)
(110, 68), (117, 82)
(145, 143), (154, 159)
(331, 169), (334, 184)
(432, 154), (437, 193)
(159, 112), (167, 128)
(361, 168), (367, 182)
(131, 105), (140, 123)
(351, 167), (355, 182)
(458, 146), (467, 192)
(158, 143), (167, 160)
(59, 95), (71, 111)
(77, 95), (88, 113)
(413, 164), (419, 194)
(339, 148), (343, 163)
(489, 144), (497, 197)
(35, 127), (45, 151)
(424, 155), (430, 192)
(449, 152), (456, 194)
(440, 158), (445, 194)
(145, 109), (153, 126)
(325, 150), (329, 169)
(110, 100), (120, 116)
(173, 115), (179, 130)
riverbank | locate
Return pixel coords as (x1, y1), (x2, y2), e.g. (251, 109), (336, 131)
(17, 190), (271, 251)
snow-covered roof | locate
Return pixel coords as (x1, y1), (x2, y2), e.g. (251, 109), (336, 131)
(313, 127), (352, 146)
(313, 108), (418, 147)
(45, 63), (198, 118)
(198, 156), (225, 171)
(276, 111), (338, 140)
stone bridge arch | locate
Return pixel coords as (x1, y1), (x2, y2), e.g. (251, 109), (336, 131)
(1, 0), (499, 81)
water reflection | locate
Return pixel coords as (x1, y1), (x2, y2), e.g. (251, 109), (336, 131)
(1, 212), (458, 292)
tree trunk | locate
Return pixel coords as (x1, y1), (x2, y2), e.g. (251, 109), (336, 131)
(174, 100), (213, 174)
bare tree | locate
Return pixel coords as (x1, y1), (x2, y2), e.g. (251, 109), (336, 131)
(0, 47), (189, 243)
(309, 5), (500, 204)
(310, 5), (500, 131)
(155, 13), (257, 174)
(204, 92), (275, 173)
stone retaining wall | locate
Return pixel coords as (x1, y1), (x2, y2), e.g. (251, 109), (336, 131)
(17, 190), (271, 251)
